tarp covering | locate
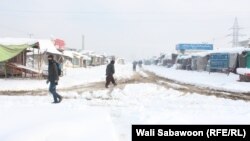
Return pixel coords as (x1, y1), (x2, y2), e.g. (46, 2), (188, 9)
(197, 56), (208, 71)
(0, 37), (38, 62)
(0, 44), (30, 62)
(238, 54), (246, 68)
(229, 53), (238, 69)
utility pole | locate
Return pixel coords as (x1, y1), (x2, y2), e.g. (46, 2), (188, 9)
(82, 35), (84, 51)
(227, 17), (245, 47)
(28, 33), (34, 38)
(28, 33), (35, 71)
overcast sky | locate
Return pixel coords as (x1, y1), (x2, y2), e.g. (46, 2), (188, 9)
(1, 0), (250, 60)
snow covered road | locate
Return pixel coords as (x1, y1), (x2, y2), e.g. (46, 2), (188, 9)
(2, 70), (250, 102)
(1, 64), (250, 141)
(1, 83), (250, 141)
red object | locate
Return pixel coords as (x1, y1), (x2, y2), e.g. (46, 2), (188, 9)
(54, 39), (65, 50)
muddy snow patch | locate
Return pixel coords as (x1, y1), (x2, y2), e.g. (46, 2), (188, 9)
(137, 71), (148, 78)
(157, 80), (188, 89)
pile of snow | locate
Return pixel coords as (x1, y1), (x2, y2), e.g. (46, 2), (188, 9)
(237, 68), (250, 75)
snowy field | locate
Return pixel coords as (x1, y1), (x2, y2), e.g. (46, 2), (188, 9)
(1, 64), (250, 141)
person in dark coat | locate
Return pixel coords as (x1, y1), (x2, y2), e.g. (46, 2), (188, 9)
(46, 55), (63, 103)
(138, 60), (143, 68)
(105, 60), (117, 88)
(133, 61), (137, 71)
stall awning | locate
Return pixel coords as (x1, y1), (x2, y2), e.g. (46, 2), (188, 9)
(0, 38), (39, 62)
(0, 44), (31, 62)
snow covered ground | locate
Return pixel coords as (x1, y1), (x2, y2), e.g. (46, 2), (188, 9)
(0, 64), (133, 91)
(1, 63), (249, 93)
(144, 65), (250, 93)
(0, 83), (250, 141)
(1, 64), (250, 141)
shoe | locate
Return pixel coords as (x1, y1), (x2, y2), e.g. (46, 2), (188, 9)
(52, 101), (59, 104)
(105, 85), (109, 88)
(58, 96), (63, 103)
(114, 83), (117, 86)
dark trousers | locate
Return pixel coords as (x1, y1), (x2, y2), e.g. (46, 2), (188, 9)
(133, 65), (136, 71)
(105, 75), (116, 87)
(49, 81), (62, 102)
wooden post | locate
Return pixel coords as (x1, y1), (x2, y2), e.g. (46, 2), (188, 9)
(23, 51), (26, 78)
(4, 62), (7, 78)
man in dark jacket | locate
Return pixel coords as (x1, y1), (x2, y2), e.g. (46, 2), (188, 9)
(47, 55), (63, 103)
(105, 60), (117, 88)
(133, 61), (137, 71)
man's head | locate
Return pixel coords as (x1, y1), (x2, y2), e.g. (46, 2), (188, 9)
(111, 60), (115, 64)
(48, 55), (54, 60)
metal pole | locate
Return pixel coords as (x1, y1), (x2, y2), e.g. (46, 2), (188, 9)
(82, 35), (84, 51)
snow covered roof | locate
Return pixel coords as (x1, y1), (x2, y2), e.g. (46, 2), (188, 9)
(163, 54), (172, 60)
(63, 50), (81, 58)
(62, 50), (74, 58)
(0, 38), (63, 55)
(80, 50), (106, 58)
(0, 37), (38, 46)
(189, 51), (210, 57)
(63, 50), (91, 60)
(37, 39), (62, 55)
(79, 50), (94, 55)
(180, 47), (250, 58)
(73, 52), (92, 60)
(82, 55), (91, 60)
(116, 57), (125, 60)
(177, 54), (192, 59)
(209, 47), (250, 54)
(89, 53), (104, 58)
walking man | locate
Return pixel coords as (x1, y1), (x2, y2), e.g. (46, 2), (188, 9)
(138, 60), (143, 68)
(133, 61), (137, 71)
(47, 55), (63, 103)
(105, 60), (117, 88)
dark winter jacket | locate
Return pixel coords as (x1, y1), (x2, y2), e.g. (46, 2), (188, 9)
(48, 60), (59, 82)
(106, 63), (115, 76)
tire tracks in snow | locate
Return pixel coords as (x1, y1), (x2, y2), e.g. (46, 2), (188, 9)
(1, 70), (250, 102)
(142, 70), (250, 102)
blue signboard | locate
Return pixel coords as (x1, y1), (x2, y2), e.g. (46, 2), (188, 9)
(209, 53), (229, 70)
(176, 44), (213, 50)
